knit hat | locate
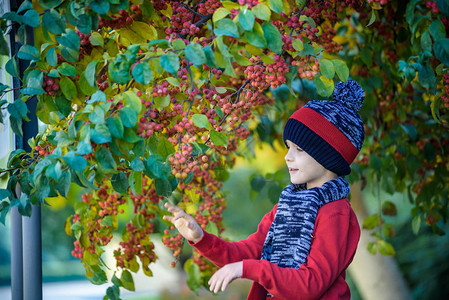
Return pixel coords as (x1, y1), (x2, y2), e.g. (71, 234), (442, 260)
(283, 80), (365, 176)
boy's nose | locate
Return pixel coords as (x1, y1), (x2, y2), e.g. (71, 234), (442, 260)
(284, 149), (293, 162)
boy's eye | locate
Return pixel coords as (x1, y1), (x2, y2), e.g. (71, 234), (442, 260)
(296, 147), (302, 152)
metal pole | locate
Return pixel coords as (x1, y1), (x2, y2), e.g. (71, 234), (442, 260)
(10, 207), (23, 300)
(8, 0), (24, 298)
(22, 205), (42, 300)
(9, 0), (42, 298)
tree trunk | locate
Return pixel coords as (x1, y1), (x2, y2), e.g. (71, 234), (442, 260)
(348, 183), (412, 300)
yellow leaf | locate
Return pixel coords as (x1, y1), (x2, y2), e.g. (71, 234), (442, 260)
(64, 216), (73, 236)
(118, 22), (157, 47)
(213, 7), (230, 23)
(184, 202), (198, 215)
(185, 188), (200, 203)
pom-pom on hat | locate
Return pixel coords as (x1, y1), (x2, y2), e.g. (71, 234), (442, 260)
(283, 80), (365, 176)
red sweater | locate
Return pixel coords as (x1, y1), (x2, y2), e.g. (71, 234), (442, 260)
(189, 198), (360, 300)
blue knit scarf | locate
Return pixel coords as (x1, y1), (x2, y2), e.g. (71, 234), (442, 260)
(261, 177), (350, 269)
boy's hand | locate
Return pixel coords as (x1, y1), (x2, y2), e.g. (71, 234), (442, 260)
(208, 261), (243, 293)
(163, 202), (203, 243)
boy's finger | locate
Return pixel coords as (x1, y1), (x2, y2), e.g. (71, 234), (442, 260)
(163, 215), (174, 223)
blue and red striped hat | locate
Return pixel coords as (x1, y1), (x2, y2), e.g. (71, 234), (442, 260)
(283, 80), (365, 176)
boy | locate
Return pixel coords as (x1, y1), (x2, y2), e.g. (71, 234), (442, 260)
(164, 80), (365, 299)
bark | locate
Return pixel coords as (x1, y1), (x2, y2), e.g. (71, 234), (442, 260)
(348, 183), (412, 300)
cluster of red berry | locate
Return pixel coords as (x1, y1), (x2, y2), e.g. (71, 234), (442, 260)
(42, 74), (60, 96)
(244, 55), (289, 91)
(98, 8), (139, 29)
(34, 144), (51, 156)
(198, 0), (223, 15)
(115, 222), (157, 268)
(442, 74), (449, 108)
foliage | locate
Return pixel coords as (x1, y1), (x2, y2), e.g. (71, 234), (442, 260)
(0, 0), (448, 297)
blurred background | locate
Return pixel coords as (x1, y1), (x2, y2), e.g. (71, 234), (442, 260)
(1, 140), (449, 300)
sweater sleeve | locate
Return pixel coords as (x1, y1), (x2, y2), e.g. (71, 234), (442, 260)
(188, 204), (277, 268)
(242, 199), (360, 300)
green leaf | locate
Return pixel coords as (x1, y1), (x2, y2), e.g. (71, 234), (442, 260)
(214, 19), (240, 38)
(17, 1), (33, 13)
(0, 29), (9, 56)
(412, 215), (421, 234)
(369, 153), (382, 172)
(37, 0), (63, 9)
(239, 10), (255, 31)
(154, 95), (170, 110)
(157, 137), (175, 161)
(185, 43), (207, 67)
(252, 3), (271, 21)
(212, 7), (230, 23)
(363, 213), (380, 230)
(132, 62), (153, 85)
(61, 48), (79, 62)
(106, 117), (124, 138)
(63, 152), (87, 172)
(90, 123), (111, 144)
(434, 38), (449, 66)
(430, 20), (446, 40)
(23, 9), (40, 28)
(60, 76), (78, 99)
(184, 259), (201, 293)
(421, 32), (432, 52)
(154, 178), (172, 196)
(292, 39), (303, 52)
(367, 9), (376, 27)
(18, 45), (40, 61)
(10, 116), (23, 136)
(314, 76), (334, 97)
(85, 60), (99, 87)
(360, 47), (373, 66)
(436, 0), (449, 16)
(160, 52), (180, 74)
(400, 123), (418, 140)
(130, 158), (145, 171)
(378, 240), (396, 256)
(7, 100), (28, 120)
(269, 0), (284, 14)
(96, 147), (116, 170)
(245, 22), (266, 48)
(146, 156), (171, 179)
(55, 96), (72, 117)
(57, 63), (77, 77)
(121, 270), (135, 291)
(1, 12), (23, 23)
(320, 59), (336, 79)
(0, 189), (11, 201)
(90, 0), (110, 15)
(210, 130), (228, 148)
(56, 29), (80, 51)
(120, 107), (138, 128)
(261, 22), (282, 54)
(6, 57), (19, 78)
(111, 172), (129, 194)
(367, 241), (377, 255)
(106, 286), (120, 300)
(332, 60), (349, 82)
(46, 47), (58, 66)
(191, 114), (211, 129)
(250, 176), (266, 192)
(88, 90), (106, 104)
(89, 31), (104, 47)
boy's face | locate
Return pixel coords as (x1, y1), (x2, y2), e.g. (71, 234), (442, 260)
(284, 140), (336, 189)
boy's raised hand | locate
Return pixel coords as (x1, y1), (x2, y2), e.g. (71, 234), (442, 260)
(163, 202), (204, 243)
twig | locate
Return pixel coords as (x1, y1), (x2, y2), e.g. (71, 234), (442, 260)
(203, 79), (251, 145)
